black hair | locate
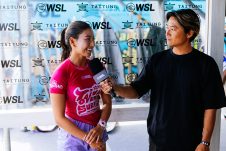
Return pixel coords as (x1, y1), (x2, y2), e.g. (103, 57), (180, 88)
(166, 9), (200, 42)
(60, 21), (91, 61)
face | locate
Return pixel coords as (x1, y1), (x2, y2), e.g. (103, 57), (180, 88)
(165, 16), (190, 48)
(72, 28), (95, 58)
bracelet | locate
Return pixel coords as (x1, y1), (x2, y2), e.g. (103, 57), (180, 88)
(98, 119), (107, 129)
(201, 141), (210, 147)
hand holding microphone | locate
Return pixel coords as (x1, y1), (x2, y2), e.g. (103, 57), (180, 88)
(88, 58), (116, 97)
(100, 78), (115, 95)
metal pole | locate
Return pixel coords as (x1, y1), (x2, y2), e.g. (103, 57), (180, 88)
(3, 128), (11, 151)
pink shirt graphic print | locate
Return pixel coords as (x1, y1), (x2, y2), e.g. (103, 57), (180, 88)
(49, 59), (101, 126)
(74, 84), (100, 116)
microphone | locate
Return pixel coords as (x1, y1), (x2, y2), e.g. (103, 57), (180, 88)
(88, 58), (116, 98)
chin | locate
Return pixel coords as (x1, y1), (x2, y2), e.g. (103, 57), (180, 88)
(166, 43), (172, 47)
(86, 54), (92, 58)
(167, 42), (174, 47)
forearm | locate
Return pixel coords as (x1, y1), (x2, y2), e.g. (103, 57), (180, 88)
(51, 94), (86, 141)
(99, 93), (112, 122)
(202, 109), (217, 142)
(114, 84), (139, 99)
(85, 94), (111, 144)
(100, 102), (112, 122)
(55, 116), (86, 140)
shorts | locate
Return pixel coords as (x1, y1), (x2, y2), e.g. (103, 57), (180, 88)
(57, 116), (109, 151)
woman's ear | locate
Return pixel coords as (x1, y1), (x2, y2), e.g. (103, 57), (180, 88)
(186, 30), (194, 39)
(69, 37), (76, 47)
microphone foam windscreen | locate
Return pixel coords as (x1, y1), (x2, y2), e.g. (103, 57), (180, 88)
(88, 58), (104, 75)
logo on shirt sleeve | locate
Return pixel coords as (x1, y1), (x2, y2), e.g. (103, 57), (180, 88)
(49, 80), (63, 89)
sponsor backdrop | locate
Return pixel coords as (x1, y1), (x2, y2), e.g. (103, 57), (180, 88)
(0, 0), (206, 110)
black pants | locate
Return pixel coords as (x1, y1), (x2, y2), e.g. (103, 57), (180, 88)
(149, 138), (157, 151)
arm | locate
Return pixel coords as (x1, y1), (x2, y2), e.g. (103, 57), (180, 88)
(99, 91), (112, 123)
(202, 109), (216, 142)
(100, 79), (139, 99)
(222, 70), (226, 85)
(195, 109), (217, 151)
(114, 84), (139, 99)
(51, 93), (104, 150)
(85, 92), (112, 144)
(50, 94), (87, 140)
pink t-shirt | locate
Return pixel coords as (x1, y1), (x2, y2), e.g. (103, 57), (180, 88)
(49, 58), (101, 126)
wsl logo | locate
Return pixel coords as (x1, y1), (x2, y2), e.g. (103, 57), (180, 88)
(126, 73), (137, 83)
(127, 38), (155, 47)
(87, 21), (111, 29)
(127, 38), (136, 47)
(0, 23), (20, 31)
(36, 3), (66, 13)
(38, 40), (61, 49)
(1, 60), (21, 68)
(126, 3), (155, 12)
(99, 57), (112, 65)
(39, 76), (50, 85)
(0, 96), (23, 104)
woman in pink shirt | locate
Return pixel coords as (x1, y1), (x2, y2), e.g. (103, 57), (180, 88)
(49, 21), (112, 151)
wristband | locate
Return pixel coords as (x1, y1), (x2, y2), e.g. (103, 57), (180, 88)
(98, 119), (107, 129)
(201, 141), (210, 147)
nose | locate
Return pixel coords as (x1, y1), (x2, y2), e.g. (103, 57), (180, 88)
(90, 39), (95, 48)
(165, 28), (170, 36)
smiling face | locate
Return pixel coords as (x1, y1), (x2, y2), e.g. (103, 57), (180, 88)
(165, 16), (191, 48)
(70, 28), (95, 59)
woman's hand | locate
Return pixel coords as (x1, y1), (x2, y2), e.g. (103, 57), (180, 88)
(100, 78), (114, 94)
(85, 124), (104, 144)
(89, 140), (104, 151)
(195, 144), (209, 151)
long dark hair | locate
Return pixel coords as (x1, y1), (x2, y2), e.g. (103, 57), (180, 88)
(166, 9), (200, 42)
(60, 21), (91, 61)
